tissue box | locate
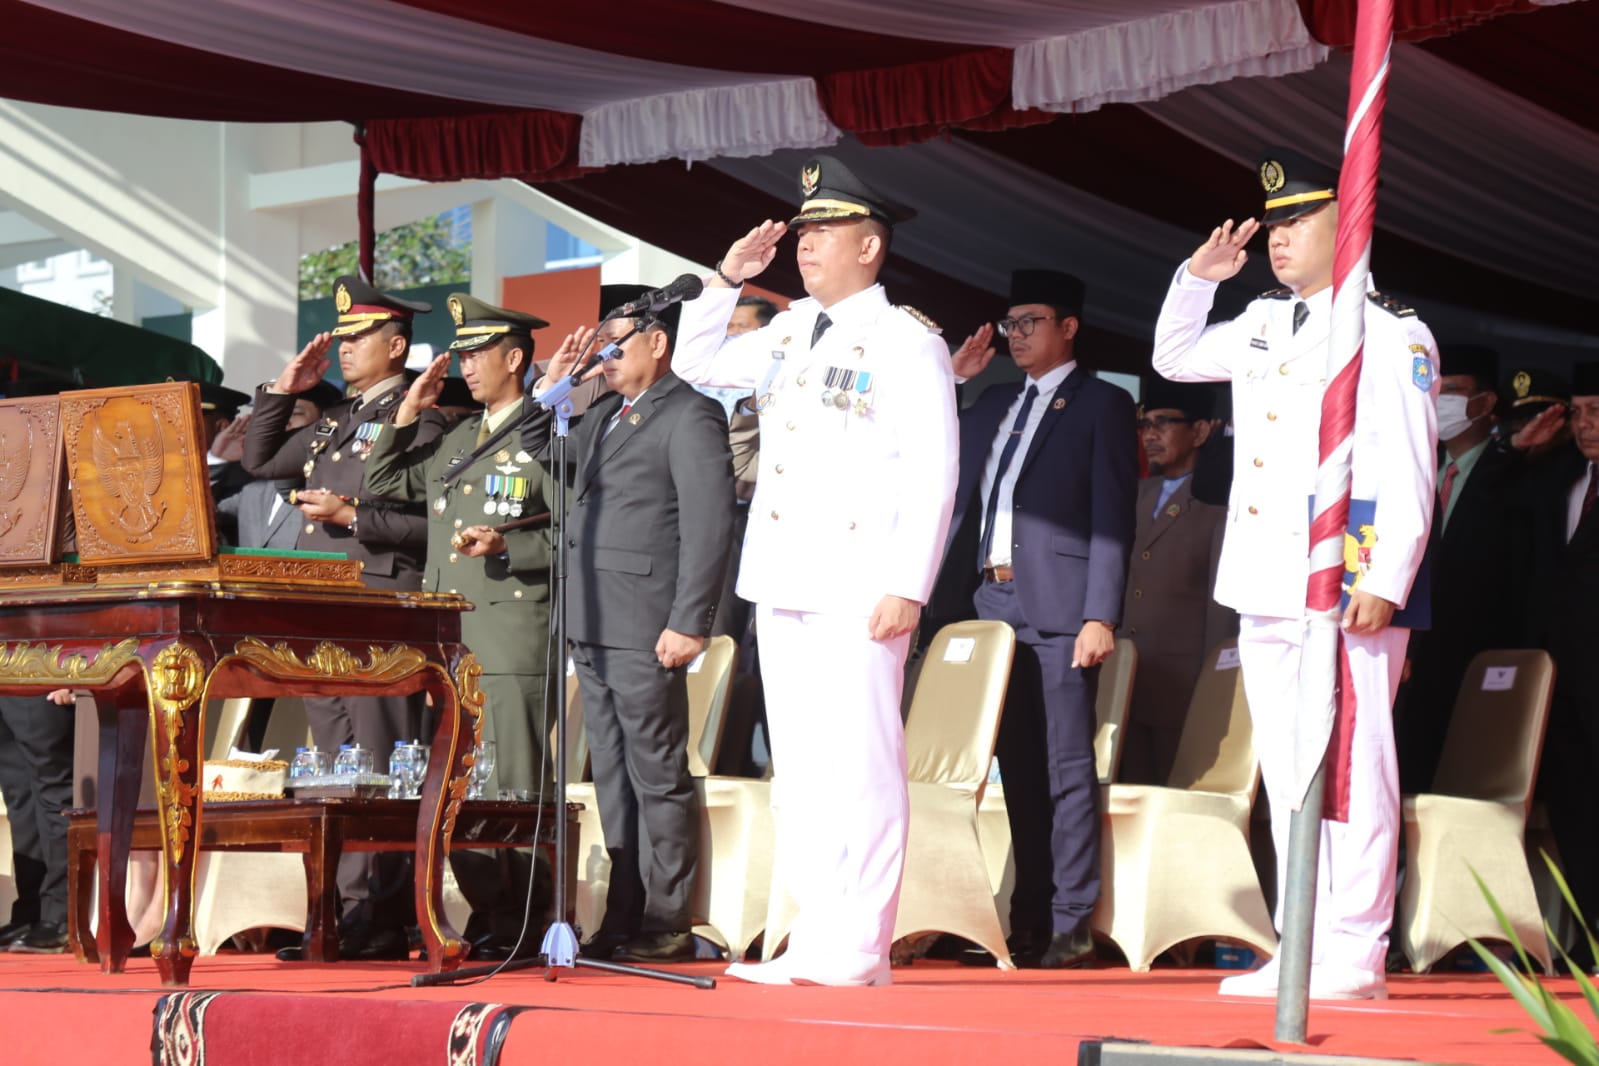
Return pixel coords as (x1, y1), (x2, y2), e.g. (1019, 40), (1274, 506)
(202, 758), (289, 801)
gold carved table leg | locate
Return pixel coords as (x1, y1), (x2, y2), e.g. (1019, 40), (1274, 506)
(144, 642), (208, 987)
(416, 650), (480, 973)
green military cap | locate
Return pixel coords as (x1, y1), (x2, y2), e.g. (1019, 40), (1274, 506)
(446, 293), (550, 352)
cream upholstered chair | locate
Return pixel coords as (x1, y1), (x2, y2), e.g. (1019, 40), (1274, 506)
(977, 637), (1138, 938)
(1399, 649), (1555, 976)
(1090, 640), (1274, 971)
(568, 638), (741, 945)
(764, 620), (1017, 963)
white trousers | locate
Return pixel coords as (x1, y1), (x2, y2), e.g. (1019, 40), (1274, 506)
(1237, 615), (1407, 973)
(756, 604), (910, 971)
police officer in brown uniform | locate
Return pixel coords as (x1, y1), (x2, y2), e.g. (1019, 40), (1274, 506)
(243, 275), (448, 960)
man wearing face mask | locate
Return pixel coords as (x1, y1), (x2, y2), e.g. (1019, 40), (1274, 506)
(1395, 346), (1516, 794)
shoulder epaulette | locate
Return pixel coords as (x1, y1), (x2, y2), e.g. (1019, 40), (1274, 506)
(1258, 288), (1294, 300)
(1367, 290), (1416, 317)
(896, 305), (941, 334)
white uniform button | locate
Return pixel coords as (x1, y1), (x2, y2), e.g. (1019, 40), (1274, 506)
(848, 521), (856, 530)
(1248, 505), (1259, 515)
(1278, 363), (1290, 375)
(796, 377), (807, 387)
(786, 421), (796, 431)
(304, 523), (315, 535)
(449, 552), (458, 563)
(774, 464), (784, 474)
(1253, 458), (1264, 468)
(514, 589), (524, 599)
(770, 511), (780, 520)
(1266, 411), (1278, 421)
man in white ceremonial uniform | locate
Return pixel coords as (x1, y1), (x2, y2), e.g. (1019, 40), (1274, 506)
(1152, 148), (1438, 1001)
(673, 156), (959, 987)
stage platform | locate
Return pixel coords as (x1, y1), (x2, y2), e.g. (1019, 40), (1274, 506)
(0, 950), (1586, 1065)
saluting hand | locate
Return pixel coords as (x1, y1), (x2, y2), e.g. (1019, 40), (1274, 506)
(210, 413), (250, 462)
(1510, 404), (1567, 453)
(540, 326), (600, 389)
(716, 221), (787, 286)
(397, 352), (452, 427)
(951, 323), (997, 380)
(273, 333), (333, 394)
(1187, 218), (1260, 283)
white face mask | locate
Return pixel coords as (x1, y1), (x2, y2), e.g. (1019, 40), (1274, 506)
(1436, 393), (1486, 442)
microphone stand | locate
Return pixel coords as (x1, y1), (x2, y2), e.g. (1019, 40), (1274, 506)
(413, 328), (714, 991)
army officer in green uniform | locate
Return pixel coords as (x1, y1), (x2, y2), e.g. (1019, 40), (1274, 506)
(364, 293), (557, 958)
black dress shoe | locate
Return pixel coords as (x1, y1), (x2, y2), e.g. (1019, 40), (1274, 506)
(0, 919), (35, 947)
(470, 931), (543, 962)
(1017, 928), (1096, 970)
(612, 931), (695, 964)
(579, 929), (633, 961)
(9, 922), (68, 954)
(958, 928), (1049, 967)
(346, 925), (411, 961)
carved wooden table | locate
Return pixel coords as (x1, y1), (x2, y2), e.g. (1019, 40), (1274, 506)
(0, 582), (485, 986)
(64, 798), (580, 964)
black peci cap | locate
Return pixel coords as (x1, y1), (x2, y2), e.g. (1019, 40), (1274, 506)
(1009, 269), (1086, 318)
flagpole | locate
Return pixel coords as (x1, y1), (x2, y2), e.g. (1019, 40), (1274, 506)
(1276, 0), (1394, 1043)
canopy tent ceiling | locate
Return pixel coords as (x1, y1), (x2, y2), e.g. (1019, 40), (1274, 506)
(2, 0), (1594, 374)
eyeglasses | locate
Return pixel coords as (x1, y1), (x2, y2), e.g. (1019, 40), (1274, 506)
(1136, 414), (1194, 432)
(995, 313), (1058, 339)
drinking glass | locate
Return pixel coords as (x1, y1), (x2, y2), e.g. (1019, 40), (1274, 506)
(469, 740), (497, 800)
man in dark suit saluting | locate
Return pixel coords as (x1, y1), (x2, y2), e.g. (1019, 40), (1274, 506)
(524, 286), (735, 964)
(928, 269), (1137, 968)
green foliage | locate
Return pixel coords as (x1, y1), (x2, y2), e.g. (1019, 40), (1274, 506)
(299, 215), (469, 300)
(1470, 853), (1599, 1064)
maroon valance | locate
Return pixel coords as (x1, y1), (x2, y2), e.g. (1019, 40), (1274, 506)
(818, 48), (1053, 148)
(365, 110), (587, 184)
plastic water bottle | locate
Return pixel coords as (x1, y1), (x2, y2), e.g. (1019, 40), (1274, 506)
(289, 746), (313, 779)
(333, 743), (358, 776)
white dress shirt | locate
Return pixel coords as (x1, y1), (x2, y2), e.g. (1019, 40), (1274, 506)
(978, 361), (1075, 568)
(1568, 462), (1596, 543)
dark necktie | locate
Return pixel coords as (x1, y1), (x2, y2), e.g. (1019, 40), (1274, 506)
(1582, 464), (1598, 525)
(811, 313), (832, 348)
(605, 401), (632, 438)
(350, 395), (364, 416)
(1292, 301), (1309, 335)
(978, 385), (1038, 569)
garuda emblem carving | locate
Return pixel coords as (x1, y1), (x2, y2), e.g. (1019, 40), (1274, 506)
(92, 416), (166, 541)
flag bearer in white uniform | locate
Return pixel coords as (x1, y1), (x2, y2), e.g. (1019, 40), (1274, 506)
(1152, 147), (1438, 1001)
(674, 156), (959, 987)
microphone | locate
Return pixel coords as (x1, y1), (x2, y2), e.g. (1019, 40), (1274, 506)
(532, 342), (624, 409)
(605, 274), (705, 319)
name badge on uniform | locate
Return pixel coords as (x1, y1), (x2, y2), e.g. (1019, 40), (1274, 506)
(1250, 338), (1269, 351)
(314, 420), (336, 437)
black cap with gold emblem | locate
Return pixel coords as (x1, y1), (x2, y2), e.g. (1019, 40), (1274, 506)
(445, 292), (549, 352)
(1500, 366), (1570, 418)
(330, 275), (432, 338)
(1257, 146), (1340, 226)
(790, 155), (916, 228)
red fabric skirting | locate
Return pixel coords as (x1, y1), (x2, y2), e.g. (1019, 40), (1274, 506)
(366, 111), (588, 184)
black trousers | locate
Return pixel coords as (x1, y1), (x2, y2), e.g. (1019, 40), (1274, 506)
(0, 695), (75, 926)
(570, 641), (698, 935)
(973, 580), (1102, 938)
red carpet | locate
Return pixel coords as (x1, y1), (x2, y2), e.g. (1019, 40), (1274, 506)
(1, 952), (1590, 1065)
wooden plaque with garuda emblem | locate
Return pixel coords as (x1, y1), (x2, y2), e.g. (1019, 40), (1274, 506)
(0, 395), (66, 567)
(60, 381), (215, 566)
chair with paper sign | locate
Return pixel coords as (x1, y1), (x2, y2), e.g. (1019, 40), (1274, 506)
(1089, 639), (1274, 971)
(977, 636), (1137, 938)
(1398, 649), (1555, 975)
